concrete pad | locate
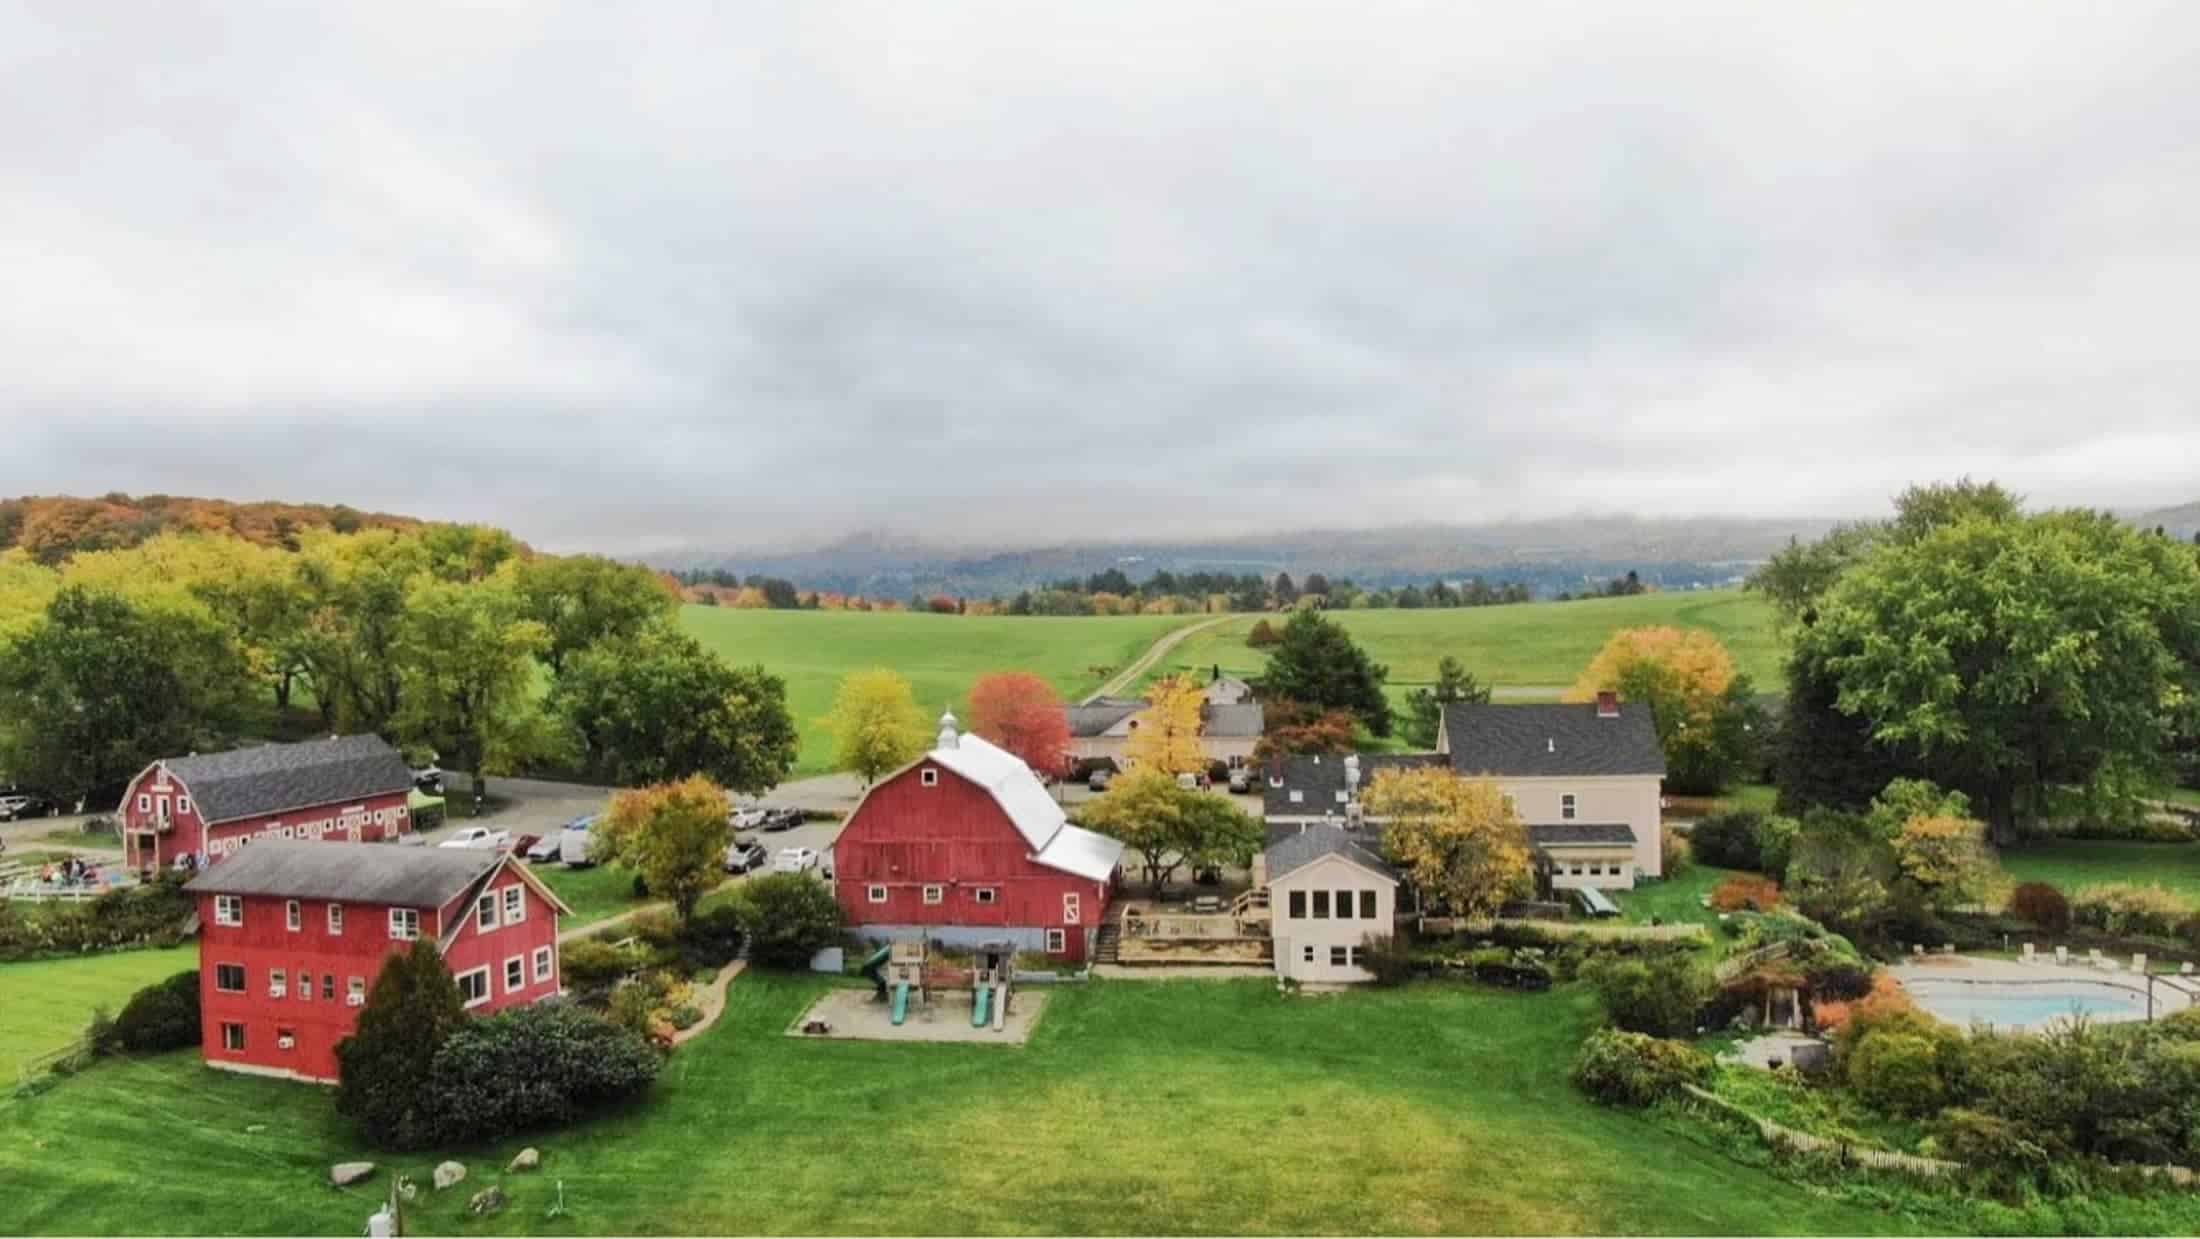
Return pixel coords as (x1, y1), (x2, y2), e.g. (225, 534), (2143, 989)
(786, 986), (1048, 1045)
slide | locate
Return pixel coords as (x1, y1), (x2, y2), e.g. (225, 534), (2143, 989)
(991, 981), (1009, 1032)
(891, 980), (911, 1026)
(971, 985), (992, 1027)
(860, 945), (892, 998)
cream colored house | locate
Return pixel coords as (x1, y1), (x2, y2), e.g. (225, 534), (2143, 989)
(1065, 698), (1264, 772)
(1262, 695), (1665, 891)
(1264, 825), (1398, 984)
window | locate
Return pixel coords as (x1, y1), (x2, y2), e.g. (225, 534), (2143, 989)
(1334, 790), (1348, 803)
(1312, 890), (1330, 919)
(1288, 890), (1306, 919)
(456, 967), (491, 1008)
(275, 1026), (295, 1051)
(920, 768), (939, 787)
(867, 884), (888, 904)
(1301, 945), (1315, 963)
(533, 946), (554, 982)
(1044, 928), (1067, 953)
(974, 887), (998, 905)
(922, 885), (944, 905)
(476, 893), (499, 931)
(220, 1023), (245, 1052)
(178, 796), (192, 815)
(327, 904), (344, 936)
(1359, 890), (1377, 919)
(1331, 945), (1349, 966)
(1561, 793), (1577, 821)
(502, 886), (525, 924)
(347, 976), (365, 1006)
(214, 895), (243, 927)
(505, 956), (525, 992)
(1335, 889), (1354, 918)
(321, 974), (334, 1001)
(300, 971), (313, 1001)
(268, 968), (287, 998)
(285, 900), (300, 932)
(389, 908), (419, 940)
(1062, 892), (1081, 925)
(215, 963), (246, 993)
(137, 794), (151, 814)
(1288, 789), (1304, 803)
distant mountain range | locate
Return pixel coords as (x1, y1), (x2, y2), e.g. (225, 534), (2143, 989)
(2137, 501), (2200, 540)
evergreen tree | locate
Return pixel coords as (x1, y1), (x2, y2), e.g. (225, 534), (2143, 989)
(1259, 609), (1391, 736)
(1402, 655), (1491, 747)
(335, 941), (469, 1149)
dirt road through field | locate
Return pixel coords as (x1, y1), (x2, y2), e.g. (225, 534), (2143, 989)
(1082, 615), (1233, 703)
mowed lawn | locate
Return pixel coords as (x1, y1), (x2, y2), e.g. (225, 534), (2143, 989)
(0, 945), (200, 1073)
(1149, 589), (1785, 699)
(1999, 839), (2200, 903)
(0, 975), (1916, 1237)
(678, 608), (1198, 773)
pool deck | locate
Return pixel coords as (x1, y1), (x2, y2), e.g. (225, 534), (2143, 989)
(1891, 955), (2199, 1026)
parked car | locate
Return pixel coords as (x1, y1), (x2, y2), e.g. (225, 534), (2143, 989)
(1087, 768), (1113, 792)
(509, 833), (542, 858)
(728, 805), (770, 830)
(761, 807), (806, 832)
(0, 793), (55, 821)
(773, 846), (819, 874)
(1226, 768), (1252, 794)
(439, 826), (511, 850)
(410, 764), (444, 796)
(559, 816), (598, 867)
(722, 840), (768, 874)
(524, 831), (564, 863)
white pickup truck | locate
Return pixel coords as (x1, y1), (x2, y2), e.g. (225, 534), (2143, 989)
(437, 826), (511, 851)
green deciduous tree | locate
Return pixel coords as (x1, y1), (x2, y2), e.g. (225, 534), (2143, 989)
(335, 941), (469, 1149)
(598, 775), (730, 921)
(1074, 767), (1263, 894)
(551, 625), (797, 792)
(823, 668), (930, 784)
(734, 871), (844, 968)
(393, 576), (562, 809)
(1258, 609), (1391, 736)
(513, 554), (680, 676)
(0, 588), (251, 808)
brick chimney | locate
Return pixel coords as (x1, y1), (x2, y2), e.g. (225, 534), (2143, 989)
(1595, 690), (1619, 718)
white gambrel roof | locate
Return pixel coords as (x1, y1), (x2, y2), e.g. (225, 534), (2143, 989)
(927, 732), (1125, 882)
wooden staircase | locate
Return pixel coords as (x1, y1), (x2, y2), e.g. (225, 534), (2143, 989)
(1094, 921), (1122, 964)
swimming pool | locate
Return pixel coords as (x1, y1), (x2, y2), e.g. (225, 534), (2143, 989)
(1902, 978), (2151, 1031)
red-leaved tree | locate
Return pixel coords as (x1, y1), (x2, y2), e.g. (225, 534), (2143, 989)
(967, 672), (1071, 776)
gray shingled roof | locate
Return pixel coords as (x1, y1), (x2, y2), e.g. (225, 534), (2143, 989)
(184, 840), (501, 909)
(1261, 752), (1445, 818)
(1528, 822), (1637, 847)
(1066, 701), (1142, 738)
(1440, 702), (1666, 778)
(1066, 700), (1268, 740)
(159, 735), (414, 825)
(1263, 824), (1398, 883)
(1200, 703), (1266, 738)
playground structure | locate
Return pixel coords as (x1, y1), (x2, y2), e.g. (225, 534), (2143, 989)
(857, 937), (1015, 1033)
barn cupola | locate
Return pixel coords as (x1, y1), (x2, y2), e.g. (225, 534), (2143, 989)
(936, 710), (961, 751)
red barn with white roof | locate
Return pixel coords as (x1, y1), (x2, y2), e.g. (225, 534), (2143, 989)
(118, 735), (416, 872)
(833, 713), (1124, 962)
(184, 840), (570, 1084)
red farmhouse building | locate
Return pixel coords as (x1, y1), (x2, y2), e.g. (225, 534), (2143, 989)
(120, 735), (415, 872)
(184, 840), (570, 1084)
(834, 713), (1124, 962)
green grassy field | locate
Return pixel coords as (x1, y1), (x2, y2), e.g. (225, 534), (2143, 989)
(0, 974), (1924, 1236)
(0, 945), (199, 1074)
(1146, 589), (1785, 701)
(532, 862), (652, 932)
(1999, 839), (2200, 903)
(677, 608), (1198, 773)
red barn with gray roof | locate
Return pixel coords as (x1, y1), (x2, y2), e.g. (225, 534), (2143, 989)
(118, 735), (416, 872)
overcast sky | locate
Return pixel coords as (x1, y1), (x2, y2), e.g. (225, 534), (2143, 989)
(4, 2), (2197, 553)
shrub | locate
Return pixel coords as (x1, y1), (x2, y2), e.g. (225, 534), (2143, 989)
(1849, 1029), (1949, 1116)
(1467, 946), (1554, 990)
(1358, 933), (1415, 987)
(560, 939), (640, 994)
(627, 906), (683, 948)
(412, 799), (446, 834)
(607, 970), (688, 1044)
(98, 970), (200, 1054)
(1570, 1027), (1711, 1107)
(1710, 875), (1781, 913)
(335, 942), (469, 1149)
(1245, 619), (1281, 648)
(1802, 958), (1874, 1003)
(0, 876), (196, 962)
(1689, 811), (1766, 871)
(2007, 881), (2071, 933)
(1583, 954), (1714, 1038)
(1935, 1107), (2053, 1179)
(2070, 882), (2192, 938)
(1753, 814), (1801, 879)
(734, 872), (844, 969)
(675, 902), (747, 970)
(414, 1003), (660, 1146)
(1660, 825), (1692, 879)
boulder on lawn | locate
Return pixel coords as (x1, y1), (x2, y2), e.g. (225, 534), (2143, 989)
(506, 1147), (540, 1173)
(467, 1186), (507, 1216)
(432, 1160), (466, 1190)
(329, 1162), (377, 1188)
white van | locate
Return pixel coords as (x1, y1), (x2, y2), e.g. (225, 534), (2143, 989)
(559, 816), (598, 867)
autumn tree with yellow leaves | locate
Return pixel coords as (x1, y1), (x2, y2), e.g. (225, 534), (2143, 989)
(1126, 673), (1207, 775)
(1565, 626), (1763, 795)
(1363, 766), (1533, 920)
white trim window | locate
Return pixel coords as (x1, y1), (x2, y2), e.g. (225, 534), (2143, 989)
(285, 900), (301, 932)
(455, 967), (491, 1008)
(501, 885), (525, 925)
(137, 794), (151, 814)
(504, 955), (525, 993)
(1561, 793), (1578, 821)
(347, 976), (366, 1007)
(268, 968), (287, 998)
(327, 904), (344, 936)
(1045, 928), (1067, 953)
(920, 768), (939, 787)
(214, 895), (243, 927)
(214, 963), (246, 993)
(476, 893), (499, 932)
(177, 796), (191, 816)
(220, 1022), (246, 1052)
(866, 885), (888, 904)
(389, 908), (420, 941)
(533, 946), (554, 983)
(922, 884), (944, 906)
(1062, 892), (1080, 925)
(973, 887), (998, 905)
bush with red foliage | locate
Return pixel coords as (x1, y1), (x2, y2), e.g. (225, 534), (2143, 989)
(1709, 875), (1781, 913)
(2006, 881), (2071, 933)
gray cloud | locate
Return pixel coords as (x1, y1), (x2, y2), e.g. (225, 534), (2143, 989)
(4, 1), (2198, 553)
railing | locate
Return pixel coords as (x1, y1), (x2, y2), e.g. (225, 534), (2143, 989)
(1123, 913), (1247, 940)
(1230, 887), (1270, 917)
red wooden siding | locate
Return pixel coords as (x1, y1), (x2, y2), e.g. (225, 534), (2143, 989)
(832, 759), (1112, 961)
(121, 763), (410, 871)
